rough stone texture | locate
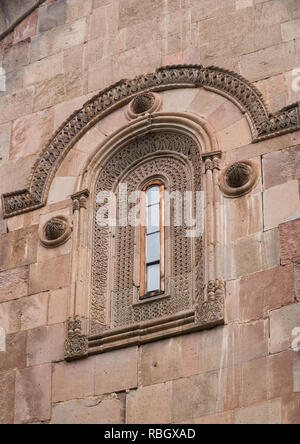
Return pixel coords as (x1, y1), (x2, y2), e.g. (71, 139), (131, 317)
(0, 332), (26, 373)
(234, 399), (282, 425)
(295, 261), (300, 302)
(227, 265), (295, 322)
(0, 371), (15, 425)
(263, 146), (300, 189)
(51, 395), (125, 424)
(279, 219), (300, 265)
(294, 352), (300, 393)
(0, 267), (29, 303)
(14, 364), (52, 424)
(13, 9), (38, 45)
(95, 347), (138, 395)
(0, 122), (11, 163)
(263, 180), (300, 231)
(27, 324), (65, 366)
(282, 393), (300, 425)
(29, 254), (71, 295)
(47, 287), (69, 325)
(270, 303), (300, 354)
(0, 226), (38, 272)
(38, 0), (66, 33)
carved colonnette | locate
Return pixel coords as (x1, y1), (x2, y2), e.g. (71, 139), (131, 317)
(2, 65), (300, 219)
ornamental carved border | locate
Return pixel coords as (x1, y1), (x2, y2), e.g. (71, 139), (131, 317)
(2, 65), (300, 219)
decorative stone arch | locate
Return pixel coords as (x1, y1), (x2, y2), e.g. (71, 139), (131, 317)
(65, 112), (226, 360)
(2, 65), (299, 219)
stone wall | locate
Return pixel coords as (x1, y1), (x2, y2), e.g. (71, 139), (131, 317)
(0, 0), (299, 424)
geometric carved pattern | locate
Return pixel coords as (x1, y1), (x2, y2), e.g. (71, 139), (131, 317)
(39, 215), (72, 248)
(2, 65), (299, 219)
(91, 132), (203, 334)
(218, 160), (259, 198)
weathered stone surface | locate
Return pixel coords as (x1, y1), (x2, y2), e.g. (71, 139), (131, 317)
(270, 303), (300, 354)
(11, 109), (54, 159)
(126, 382), (172, 424)
(0, 332), (26, 373)
(38, 0), (66, 33)
(0, 292), (48, 334)
(48, 287), (69, 325)
(2, 41), (30, 74)
(161, 88), (199, 114)
(33, 74), (65, 112)
(27, 324), (65, 366)
(13, 9), (38, 44)
(88, 3), (118, 40)
(281, 18), (300, 42)
(282, 393), (300, 424)
(29, 254), (71, 295)
(225, 229), (280, 280)
(0, 226), (38, 272)
(0, 122), (11, 163)
(226, 265), (295, 322)
(208, 100), (244, 132)
(0, 267), (29, 303)
(217, 118), (252, 152)
(295, 261), (300, 302)
(52, 358), (96, 403)
(47, 177), (77, 204)
(0, 155), (37, 196)
(263, 146), (300, 190)
(95, 347), (138, 395)
(294, 352), (300, 393)
(65, 0), (93, 23)
(14, 364), (51, 424)
(0, 371), (15, 425)
(263, 180), (300, 231)
(0, 87), (34, 124)
(51, 395), (125, 424)
(183, 411), (233, 425)
(24, 53), (64, 88)
(234, 399), (282, 424)
(279, 219), (300, 265)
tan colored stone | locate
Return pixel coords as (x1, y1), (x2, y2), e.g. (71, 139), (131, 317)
(0, 155), (37, 196)
(279, 219), (300, 265)
(255, 74), (286, 112)
(234, 399), (282, 424)
(217, 117), (252, 151)
(2, 40), (30, 73)
(47, 177), (77, 204)
(227, 265), (295, 323)
(56, 148), (87, 177)
(225, 229), (280, 280)
(282, 393), (300, 424)
(24, 53), (64, 87)
(48, 287), (69, 325)
(126, 382), (172, 424)
(281, 18), (300, 42)
(0, 332), (26, 372)
(52, 358), (96, 402)
(0, 266), (28, 303)
(0, 87), (34, 124)
(75, 125), (106, 154)
(0, 226), (38, 272)
(88, 3), (118, 40)
(263, 180), (300, 231)
(15, 364), (51, 424)
(0, 371), (15, 425)
(33, 74), (65, 112)
(29, 254), (71, 295)
(263, 146), (300, 190)
(96, 107), (128, 137)
(208, 100), (245, 132)
(184, 411), (234, 424)
(295, 261), (300, 302)
(270, 303), (300, 354)
(160, 88), (199, 114)
(294, 352), (300, 393)
(0, 292), (48, 334)
(27, 324), (65, 366)
(66, 0), (93, 23)
(224, 192), (263, 243)
(38, 0), (66, 33)
(240, 41), (296, 81)
(87, 57), (114, 93)
(13, 9), (38, 44)
(11, 108), (54, 160)
(53, 93), (93, 131)
(51, 395), (125, 424)
(95, 347), (138, 395)
(0, 122), (11, 163)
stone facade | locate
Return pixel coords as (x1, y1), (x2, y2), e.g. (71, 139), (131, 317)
(0, 0), (299, 425)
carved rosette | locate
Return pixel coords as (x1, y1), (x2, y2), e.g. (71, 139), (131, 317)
(219, 160), (259, 198)
(65, 317), (88, 361)
(125, 92), (162, 120)
(195, 279), (225, 327)
(39, 216), (72, 248)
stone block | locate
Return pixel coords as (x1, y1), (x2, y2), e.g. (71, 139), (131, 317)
(295, 262), (300, 302)
(0, 226), (38, 272)
(38, 0), (66, 33)
(2, 41), (30, 74)
(281, 18), (300, 42)
(217, 117), (252, 152)
(65, 0), (93, 23)
(279, 219), (300, 265)
(24, 53), (64, 87)
(0, 155), (37, 196)
(0, 371), (15, 424)
(15, 364), (51, 424)
(11, 108), (54, 160)
(88, 3), (118, 40)
(263, 146), (300, 190)
(263, 181), (300, 231)
(29, 255), (71, 295)
(51, 395), (125, 424)
(0, 267), (29, 303)
(240, 41), (296, 81)
(185, 411), (234, 424)
(227, 265), (295, 323)
(47, 177), (77, 204)
(208, 100), (245, 132)
(0, 332), (26, 372)
(95, 347), (138, 395)
(225, 229), (280, 280)
(234, 399), (282, 424)
(63, 44), (83, 74)
(0, 87), (34, 124)
(53, 93), (93, 131)
(48, 287), (69, 325)
(224, 192), (263, 243)
(188, 88), (228, 118)
(87, 57), (114, 93)
(27, 324), (65, 366)
(270, 303), (300, 354)
(255, 74), (286, 112)
(0, 122), (11, 163)
(13, 9), (38, 44)
(0, 293), (48, 334)
(160, 88), (199, 114)
(56, 148), (87, 178)
(172, 371), (221, 423)
(126, 382), (172, 424)
(294, 352), (300, 393)
(33, 74), (66, 112)
(282, 393), (300, 424)
(52, 358), (96, 402)
(30, 18), (87, 63)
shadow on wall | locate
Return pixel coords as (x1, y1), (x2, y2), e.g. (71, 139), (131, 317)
(0, 0), (41, 36)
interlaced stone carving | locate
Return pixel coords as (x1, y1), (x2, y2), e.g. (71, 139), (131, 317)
(219, 160), (259, 198)
(44, 218), (66, 240)
(3, 65), (299, 219)
(132, 93), (155, 114)
(65, 317), (88, 361)
(39, 215), (72, 248)
(91, 132), (203, 334)
(225, 162), (251, 188)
